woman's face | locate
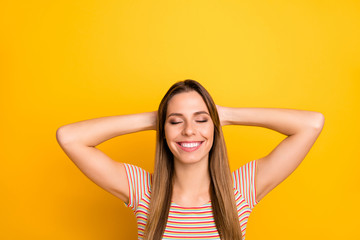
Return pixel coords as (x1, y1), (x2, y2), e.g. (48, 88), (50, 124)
(164, 91), (214, 165)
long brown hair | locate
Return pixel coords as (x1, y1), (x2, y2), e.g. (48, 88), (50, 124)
(143, 79), (242, 240)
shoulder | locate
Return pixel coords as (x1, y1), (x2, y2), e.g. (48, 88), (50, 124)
(123, 163), (151, 175)
(232, 160), (257, 188)
(123, 163), (153, 189)
(122, 163), (152, 210)
(232, 160), (259, 209)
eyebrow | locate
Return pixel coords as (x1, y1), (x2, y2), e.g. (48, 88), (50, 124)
(167, 111), (210, 119)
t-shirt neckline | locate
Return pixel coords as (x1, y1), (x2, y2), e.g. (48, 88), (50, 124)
(171, 200), (212, 208)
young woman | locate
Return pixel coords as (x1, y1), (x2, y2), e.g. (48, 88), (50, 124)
(56, 79), (324, 240)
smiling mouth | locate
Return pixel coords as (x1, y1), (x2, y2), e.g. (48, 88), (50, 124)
(176, 141), (204, 152)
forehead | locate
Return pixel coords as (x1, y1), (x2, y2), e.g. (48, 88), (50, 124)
(167, 91), (208, 115)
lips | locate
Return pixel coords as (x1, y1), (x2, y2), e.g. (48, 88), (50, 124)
(176, 141), (204, 152)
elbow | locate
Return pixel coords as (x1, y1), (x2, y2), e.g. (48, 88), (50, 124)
(312, 112), (325, 131)
(56, 126), (74, 146)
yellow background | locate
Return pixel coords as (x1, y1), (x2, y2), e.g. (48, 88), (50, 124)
(1, 0), (359, 239)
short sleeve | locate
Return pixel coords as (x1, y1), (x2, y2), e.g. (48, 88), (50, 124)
(123, 163), (152, 212)
(232, 159), (259, 210)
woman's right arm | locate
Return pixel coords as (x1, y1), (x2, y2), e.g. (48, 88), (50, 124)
(56, 111), (157, 204)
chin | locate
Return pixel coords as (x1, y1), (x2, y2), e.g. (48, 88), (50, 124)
(174, 155), (208, 165)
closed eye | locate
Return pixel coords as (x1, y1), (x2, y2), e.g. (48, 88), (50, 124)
(169, 120), (208, 124)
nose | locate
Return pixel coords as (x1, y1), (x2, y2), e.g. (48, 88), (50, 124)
(182, 122), (196, 136)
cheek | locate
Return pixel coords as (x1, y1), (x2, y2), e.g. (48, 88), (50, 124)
(163, 130), (175, 152)
(164, 125), (173, 140)
(164, 125), (177, 146)
(200, 124), (214, 137)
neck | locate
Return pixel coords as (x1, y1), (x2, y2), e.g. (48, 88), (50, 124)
(172, 158), (211, 206)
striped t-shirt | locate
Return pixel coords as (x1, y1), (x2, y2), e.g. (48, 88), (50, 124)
(123, 160), (259, 239)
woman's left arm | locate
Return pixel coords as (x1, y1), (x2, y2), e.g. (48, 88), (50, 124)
(217, 106), (325, 202)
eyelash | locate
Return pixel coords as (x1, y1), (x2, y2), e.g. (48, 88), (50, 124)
(170, 120), (208, 125)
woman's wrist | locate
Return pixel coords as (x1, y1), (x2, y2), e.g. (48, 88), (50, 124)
(149, 110), (158, 130)
(216, 105), (232, 126)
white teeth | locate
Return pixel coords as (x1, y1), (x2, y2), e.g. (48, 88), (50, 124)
(180, 142), (201, 148)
